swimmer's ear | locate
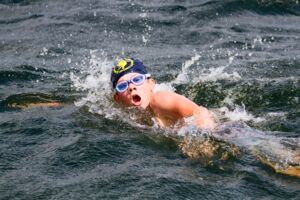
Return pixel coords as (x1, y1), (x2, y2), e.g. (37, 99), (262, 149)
(113, 93), (120, 102)
(148, 78), (156, 89)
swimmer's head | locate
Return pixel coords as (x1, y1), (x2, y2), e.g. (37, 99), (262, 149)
(111, 58), (148, 88)
(111, 58), (155, 109)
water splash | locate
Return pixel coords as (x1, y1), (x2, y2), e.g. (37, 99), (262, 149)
(172, 52), (242, 86)
(70, 50), (117, 118)
(174, 54), (201, 84)
(218, 105), (265, 123)
(154, 82), (175, 92)
(195, 65), (241, 82)
(140, 8), (152, 46)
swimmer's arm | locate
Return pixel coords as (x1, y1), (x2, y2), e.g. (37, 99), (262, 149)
(152, 91), (215, 129)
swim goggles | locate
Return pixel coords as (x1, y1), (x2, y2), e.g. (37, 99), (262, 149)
(115, 74), (151, 93)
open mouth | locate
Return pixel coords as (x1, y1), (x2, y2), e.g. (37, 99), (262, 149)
(132, 94), (141, 104)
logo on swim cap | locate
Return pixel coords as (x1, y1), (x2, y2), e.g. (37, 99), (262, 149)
(113, 58), (134, 74)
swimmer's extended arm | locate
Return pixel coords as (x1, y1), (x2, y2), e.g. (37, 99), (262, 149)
(151, 91), (215, 129)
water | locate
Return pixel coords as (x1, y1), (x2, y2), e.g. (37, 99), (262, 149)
(1, 0), (300, 199)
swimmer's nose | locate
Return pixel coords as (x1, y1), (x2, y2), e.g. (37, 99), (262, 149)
(128, 83), (136, 93)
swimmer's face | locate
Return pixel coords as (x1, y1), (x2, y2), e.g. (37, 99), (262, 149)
(113, 73), (155, 109)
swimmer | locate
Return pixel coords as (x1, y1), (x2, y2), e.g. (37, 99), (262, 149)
(111, 58), (216, 129)
(111, 58), (300, 178)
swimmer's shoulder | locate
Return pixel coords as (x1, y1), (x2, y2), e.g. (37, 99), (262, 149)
(151, 91), (198, 115)
(151, 91), (180, 108)
(152, 91), (186, 102)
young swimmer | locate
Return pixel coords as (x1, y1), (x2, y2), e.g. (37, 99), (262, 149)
(111, 58), (216, 129)
(112, 58), (300, 178)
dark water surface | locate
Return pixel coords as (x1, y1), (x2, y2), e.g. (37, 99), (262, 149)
(1, 0), (300, 199)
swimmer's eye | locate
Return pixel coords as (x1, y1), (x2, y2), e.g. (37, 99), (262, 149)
(115, 74), (151, 93)
(131, 74), (145, 85)
(115, 81), (128, 93)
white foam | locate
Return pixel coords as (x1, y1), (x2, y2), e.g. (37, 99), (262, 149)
(170, 53), (242, 87)
(70, 50), (116, 118)
(174, 54), (201, 84)
(154, 82), (175, 92)
(266, 112), (287, 118)
(218, 105), (265, 123)
(195, 66), (241, 82)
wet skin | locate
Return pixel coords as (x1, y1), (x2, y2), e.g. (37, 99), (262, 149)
(113, 73), (216, 129)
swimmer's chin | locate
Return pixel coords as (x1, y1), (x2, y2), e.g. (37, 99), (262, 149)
(131, 102), (149, 109)
(123, 103), (150, 113)
(130, 99), (142, 107)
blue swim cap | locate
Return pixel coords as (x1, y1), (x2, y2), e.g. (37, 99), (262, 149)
(111, 58), (148, 88)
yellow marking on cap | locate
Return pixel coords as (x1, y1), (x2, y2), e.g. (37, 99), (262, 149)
(113, 58), (134, 74)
